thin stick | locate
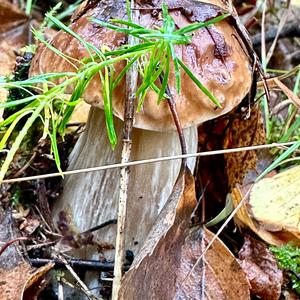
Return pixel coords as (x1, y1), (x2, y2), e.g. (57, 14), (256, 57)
(112, 2), (139, 299)
(1, 142), (298, 184)
(0, 237), (28, 257)
(29, 257), (131, 272)
(57, 254), (99, 300)
(162, 75), (187, 166)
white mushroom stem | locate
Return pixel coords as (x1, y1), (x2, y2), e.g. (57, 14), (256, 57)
(53, 107), (197, 257)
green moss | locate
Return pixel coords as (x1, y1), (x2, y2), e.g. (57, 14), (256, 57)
(270, 244), (300, 294)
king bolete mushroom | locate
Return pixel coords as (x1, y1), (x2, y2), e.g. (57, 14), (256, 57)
(29, 0), (253, 256)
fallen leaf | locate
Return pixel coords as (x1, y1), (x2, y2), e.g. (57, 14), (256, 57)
(119, 168), (250, 299)
(224, 104), (266, 187)
(231, 182), (299, 246)
(175, 227), (250, 300)
(119, 167), (197, 299)
(0, 0), (29, 115)
(22, 263), (54, 300)
(231, 187), (299, 246)
(250, 166), (300, 242)
(0, 0), (28, 34)
(238, 236), (283, 300)
(19, 216), (40, 235)
(0, 206), (53, 300)
(0, 262), (54, 300)
(0, 0), (29, 74)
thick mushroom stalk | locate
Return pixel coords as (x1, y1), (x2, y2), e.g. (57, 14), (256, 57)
(56, 107), (197, 253)
(29, 0), (252, 257)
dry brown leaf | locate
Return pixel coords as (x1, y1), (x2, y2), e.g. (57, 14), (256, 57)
(0, 206), (53, 300)
(119, 167), (197, 299)
(22, 262), (54, 300)
(0, 262), (53, 300)
(0, 0), (28, 34)
(0, 0), (29, 110)
(0, 0), (29, 68)
(119, 168), (250, 299)
(224, 104), (266, 187)
(176, 227), (250, 300)
(238, 236), (283, 300)
(274, 78), (300, 109)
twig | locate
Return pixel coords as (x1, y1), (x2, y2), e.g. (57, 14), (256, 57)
(261, 0), (267, 70)
(60, 277), (97, 300)
(112, 1), (139, 299)
(81, 219), (117, 235)
(58, 279), (64, 300)
(265, 2), (291, 65)
(0, 237), (28, 257)
(36, 179), (55, 230)
(56, 254), (98, 300)
(1, 142), (298, 184)
(12, 152), (36, 178)
(252, 21), (300, 47)
(29, 258), (131, 272)
(161, 75), (187, 163)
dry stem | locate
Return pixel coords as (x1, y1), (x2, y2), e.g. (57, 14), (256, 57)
(1, 141), (297, 184)
(111, 2), (139, 298)
(56, 254), (100, 300)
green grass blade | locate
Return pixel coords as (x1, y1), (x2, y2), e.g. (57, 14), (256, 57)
(110, 19), (145, 30)
(169, 43), (181, 93)
(0, 101), (46, 182)
(257, 140), (300, 181)
(0, 110), (33, 150)
(113, 56), (139, 89)
(158, 48), (171, 102)
(47, 14), (104, 59)
(175, 13), (230, 35)
(0, 96), (38, 109)
(177, 58), (221, 108)
(279, 117), (300, 142)
(101, 67), (117, 148)
(3, 72), (76, 88)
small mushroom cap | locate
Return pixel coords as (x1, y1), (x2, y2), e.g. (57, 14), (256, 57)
(30, 0), (252, 131)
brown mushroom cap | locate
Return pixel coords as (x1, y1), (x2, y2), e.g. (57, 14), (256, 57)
(30, 0), (252, 131)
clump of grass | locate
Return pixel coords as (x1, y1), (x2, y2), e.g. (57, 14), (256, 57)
(0, 4), (229, 182)
(270, 244), (300, 294)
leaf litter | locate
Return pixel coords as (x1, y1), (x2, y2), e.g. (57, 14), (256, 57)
(120, 167), (250, 299)
(0, 0), (300, 299)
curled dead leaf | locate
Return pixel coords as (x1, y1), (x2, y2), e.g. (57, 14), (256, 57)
(0, 262), (53, 300)
(238, 236), (283, 300)
(231, 165), (300, 246)
(22, 263), (54, 300)
(250, 166), (300, 243)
